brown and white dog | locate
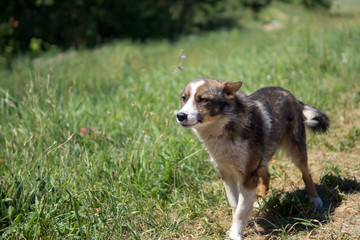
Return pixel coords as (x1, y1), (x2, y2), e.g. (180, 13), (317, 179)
(176, 78), (329, 240)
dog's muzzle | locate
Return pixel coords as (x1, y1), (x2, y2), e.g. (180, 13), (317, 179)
(176, 112), (188, 122)
(176, 112), (201, 128)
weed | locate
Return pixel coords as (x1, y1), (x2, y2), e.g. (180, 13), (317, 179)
(325, 126), (360, 151)
(320, 163), (360, 194)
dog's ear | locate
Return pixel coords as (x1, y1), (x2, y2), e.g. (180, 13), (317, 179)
(223, 81), (242, 99)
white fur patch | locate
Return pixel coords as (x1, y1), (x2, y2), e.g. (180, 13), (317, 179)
(177, 80), (205, 126)
(254, 101), (272, 133)
(303, 105), (319, 127)
(303, 105), (317, 119)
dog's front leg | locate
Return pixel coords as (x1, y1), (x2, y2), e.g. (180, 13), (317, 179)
(221, 173), (239, 214)
(228, 186), (256, 240)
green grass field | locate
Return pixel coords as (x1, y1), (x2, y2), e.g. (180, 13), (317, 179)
(1, 2), (360, 239)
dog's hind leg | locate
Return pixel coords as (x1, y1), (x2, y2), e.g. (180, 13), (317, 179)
(284, 135), (323, 209)
(253, 164), (270, 209)
(257, 164), (270, 199)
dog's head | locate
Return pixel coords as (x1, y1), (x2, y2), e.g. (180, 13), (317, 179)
(176, 78), (242, 128)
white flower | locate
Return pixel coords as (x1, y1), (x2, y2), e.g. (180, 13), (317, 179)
(341, 53), (348, 64)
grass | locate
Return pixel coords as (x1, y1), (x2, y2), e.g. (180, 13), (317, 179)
(1, 2), (360, 239)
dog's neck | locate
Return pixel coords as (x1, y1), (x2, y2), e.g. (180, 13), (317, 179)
(193, 117), (230, 141)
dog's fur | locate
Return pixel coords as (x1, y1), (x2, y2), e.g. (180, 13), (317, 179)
(176, 78), (329, 240)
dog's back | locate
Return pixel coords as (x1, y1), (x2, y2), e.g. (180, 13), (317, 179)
(248, 87), (329, 162)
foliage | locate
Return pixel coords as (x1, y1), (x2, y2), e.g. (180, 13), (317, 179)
(0, 0), (263, 65)
(242, 0), (273, 13)
(320, 164), (360, 193)
(302, 0), (333, 9)
(277, 0), (333, 9)
(0, 0), (335, 65)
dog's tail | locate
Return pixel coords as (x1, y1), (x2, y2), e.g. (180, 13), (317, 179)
(301, 102), (329, 133)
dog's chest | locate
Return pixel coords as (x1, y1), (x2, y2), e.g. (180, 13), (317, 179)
(197, 132), (249, 174)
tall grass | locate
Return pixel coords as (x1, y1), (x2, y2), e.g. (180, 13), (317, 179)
(0, 2), (360, 239)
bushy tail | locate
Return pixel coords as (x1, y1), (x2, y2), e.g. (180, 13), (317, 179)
(301, 103), (330, 133)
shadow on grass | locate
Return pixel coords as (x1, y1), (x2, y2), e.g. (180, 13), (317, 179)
(249, 174), (360, 239)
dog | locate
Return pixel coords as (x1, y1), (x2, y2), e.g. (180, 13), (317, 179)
(176, 78), (329, 240)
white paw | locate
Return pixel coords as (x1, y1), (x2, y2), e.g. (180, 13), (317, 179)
(227, 227), (243, 240)
(228, 232), (242, 240)
(310, 197), (323, 209)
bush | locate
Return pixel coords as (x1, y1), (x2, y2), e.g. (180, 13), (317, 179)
(302, 0), (333, 9)
(242, 0), (273, 13)
(0, 0), (332, 65)
(277, 0), (333, 9)
(0, 0), (245, 62)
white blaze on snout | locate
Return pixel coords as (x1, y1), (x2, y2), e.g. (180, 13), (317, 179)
(177, 80), (205, 126)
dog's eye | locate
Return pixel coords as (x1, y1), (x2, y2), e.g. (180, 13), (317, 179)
(198, 97), (208, 103)
(181, 95), (186, 101)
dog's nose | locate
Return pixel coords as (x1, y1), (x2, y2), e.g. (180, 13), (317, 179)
(177, 112), (188, 122)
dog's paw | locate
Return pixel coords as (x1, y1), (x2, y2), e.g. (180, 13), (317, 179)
(227, 232), (242, 240)
(227, 229), (243, 240)
(310, 197), (323, 209)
